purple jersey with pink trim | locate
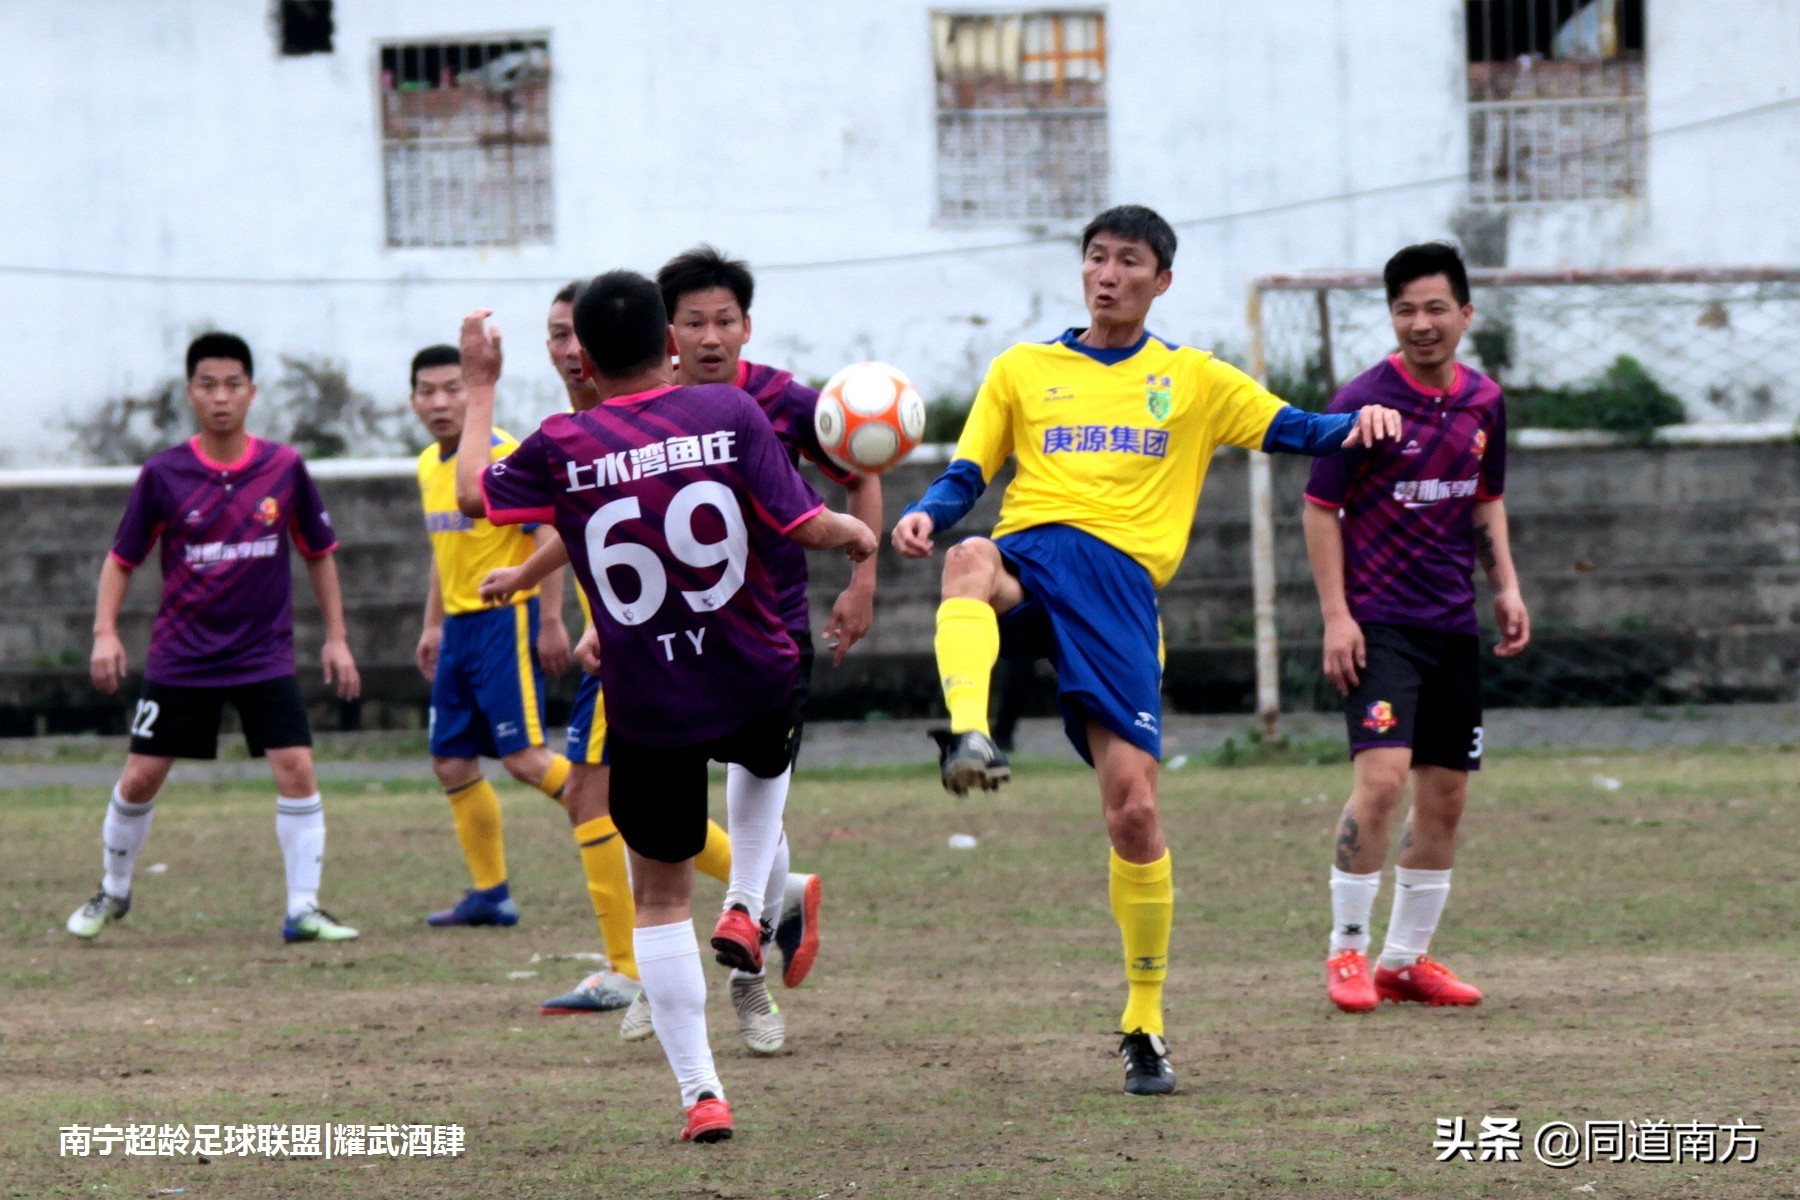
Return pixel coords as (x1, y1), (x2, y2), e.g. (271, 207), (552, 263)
(1305, 356), (1506, 636)
(738, 360), (857, 636)
(481, 383), (825, 746)
(110, 437), (338, 686)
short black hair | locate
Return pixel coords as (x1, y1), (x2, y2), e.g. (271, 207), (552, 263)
(186, 332), (254, 380)
(1080, 205), (1177, 273)
(656, 245), (754, 318)
(572, 271), (669, 380)
(1384, 242), (1471, 307)
(409, 344), (460, 390)
(551, 279), (582, 307)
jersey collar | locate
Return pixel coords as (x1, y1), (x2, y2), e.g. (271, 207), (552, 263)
(189, 434), (259, 473)
(1387, 353), (1465, 399)
(1057, 327), (1153, 366)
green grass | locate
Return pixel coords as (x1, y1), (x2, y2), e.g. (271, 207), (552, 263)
(2, 747), (1796, 1197)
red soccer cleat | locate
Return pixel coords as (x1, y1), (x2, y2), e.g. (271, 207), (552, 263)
(1374, 955), (1484, 1006)
(710, 905), (764, 973)
(681, 1093), (733, 1143)
(1326, 949), (1379, 1013)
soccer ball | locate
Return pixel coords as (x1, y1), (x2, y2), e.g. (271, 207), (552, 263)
(813, 361), (927, 474)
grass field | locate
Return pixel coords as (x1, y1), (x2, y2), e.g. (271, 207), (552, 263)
(3, 746), (1796, 1198)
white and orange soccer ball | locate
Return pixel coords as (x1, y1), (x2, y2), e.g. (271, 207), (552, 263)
(813, 361), (927, 475)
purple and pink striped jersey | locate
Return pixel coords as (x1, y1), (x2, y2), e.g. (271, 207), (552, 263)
(737, 360), (857, 637)
(109, 436), (338, 686)
(1305, 356), (1507, 636)
(481, 383), (825, 746)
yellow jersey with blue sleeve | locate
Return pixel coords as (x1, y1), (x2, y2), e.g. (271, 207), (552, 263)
(906, 328), (1363, 589)
(417, 429), (542, 615)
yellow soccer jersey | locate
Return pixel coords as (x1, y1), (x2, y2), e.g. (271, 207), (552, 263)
(955, 331), (1284, 589)
(417, 430), (542, 616)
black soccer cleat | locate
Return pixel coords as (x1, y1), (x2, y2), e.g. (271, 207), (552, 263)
(1120, 1031), (1176, 1096)
(929, 728), (1011, 796)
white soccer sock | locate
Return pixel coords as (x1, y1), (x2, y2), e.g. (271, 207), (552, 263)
(635, 920), (724, 1108)
(102, 785), (155, 900)
(1328, 866), (1382, 955)
(275, 794), (326, 918)
(1379, 866), (1453, 969)
(721, 764), (790, 919)
(730, 832), (791, 983)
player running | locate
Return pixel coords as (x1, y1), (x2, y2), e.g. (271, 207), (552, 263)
(1307, 242), (1529, 1013)
(891, 205), (1401, 1095)
(455, 273), (875, 1143)
(408, 344), (577, 928)
(72, 332), (362, 944)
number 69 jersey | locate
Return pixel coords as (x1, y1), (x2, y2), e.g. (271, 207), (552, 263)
(480, 383), (825, 747)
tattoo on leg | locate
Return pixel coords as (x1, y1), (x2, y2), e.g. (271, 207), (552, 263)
(1399, 825), (1415, 854)
(1334, 815), (1361, 871)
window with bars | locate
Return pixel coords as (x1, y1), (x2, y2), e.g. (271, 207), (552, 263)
(1465, 0), (1646, 205)
(932, 10), (1109, 223)
(378, 37), (553, 249)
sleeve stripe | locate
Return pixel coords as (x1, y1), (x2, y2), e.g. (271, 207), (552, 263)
(1303, 493), (1343, 510)
(480, 474), (555, 526)
(758, 500), (825, 534)
(108, 550), (141, 570)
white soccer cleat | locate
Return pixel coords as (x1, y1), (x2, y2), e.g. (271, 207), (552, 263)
(67, 889), (131, 939)
(618, 990), (656, 1043)
(730, 973), (786, 1055)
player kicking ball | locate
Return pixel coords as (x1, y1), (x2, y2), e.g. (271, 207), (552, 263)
(72, 333), (362, 945)
(455, 275), (875, 1142)
(892, 205), (1401, 1095)
(408, 344), (578, 928)
(1306, 243), (1529, 1013)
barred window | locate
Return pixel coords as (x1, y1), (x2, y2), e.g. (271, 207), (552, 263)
(379, 37), (553, 248)
(932, 10), (1109, 224)
(1466, 0), (1647, 204)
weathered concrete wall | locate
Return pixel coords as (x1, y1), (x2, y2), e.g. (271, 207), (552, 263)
(3, 439), (1795, 734)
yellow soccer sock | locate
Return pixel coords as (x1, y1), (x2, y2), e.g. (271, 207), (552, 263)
(447, 778), (507, 892)
(573, 816), (637, 980)
(693, 819), (732, 883)
(535, 754), (571, 802)
(1110, 848), (1174, 1038)
(936, 597), (999, 735)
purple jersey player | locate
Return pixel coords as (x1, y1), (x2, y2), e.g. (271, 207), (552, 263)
(657, 244), (883, 667)
(70, 332), (363, 947)
(1305, 243), (1531, 1016)
(451, 274), (874, 1145)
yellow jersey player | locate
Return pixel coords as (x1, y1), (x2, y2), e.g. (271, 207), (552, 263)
(410, 344), (576, 927)
(892, 205), (1400, 1096)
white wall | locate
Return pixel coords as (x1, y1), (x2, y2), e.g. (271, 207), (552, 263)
(1, 0), (1794, 463)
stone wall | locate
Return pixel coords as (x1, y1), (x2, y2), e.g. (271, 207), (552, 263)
(3, 439), (1795, 735)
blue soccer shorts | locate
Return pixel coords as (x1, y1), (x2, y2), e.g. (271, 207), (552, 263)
(429, 598), (547, 760)
(564, 671), (609, 766)
(993, 524), (1164, 765)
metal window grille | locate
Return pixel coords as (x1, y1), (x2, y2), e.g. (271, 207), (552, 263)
(379, 37), (553, 249)
(933, 11), (1109, 223)
(1466, 0), (1646, 204)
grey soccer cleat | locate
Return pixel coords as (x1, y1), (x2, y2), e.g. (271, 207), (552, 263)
(541, 969), (641, 1015)
(67, 889), (131, 939)
(729, 973), (786, 1055)
(618, 989), (656, 1042)
(930, 728), (1011, 796)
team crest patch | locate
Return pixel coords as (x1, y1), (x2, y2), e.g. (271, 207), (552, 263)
(1145, 374), (1172, 422)
(1472, 428), (1488, 458)
(1362, 700), (1397, 734)
(255, 496), (281, 527)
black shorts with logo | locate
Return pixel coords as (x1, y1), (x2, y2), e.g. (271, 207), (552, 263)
(1342, 623), (1483, 772)
(127, 674), (314, 760)
(606, 684), (806, 865)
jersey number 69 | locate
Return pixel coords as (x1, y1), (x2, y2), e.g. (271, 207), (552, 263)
(583, 481), (748, 627)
